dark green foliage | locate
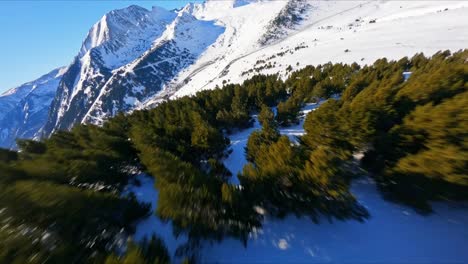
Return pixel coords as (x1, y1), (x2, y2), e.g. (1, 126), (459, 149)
(242, 74), (287, 108)
(138, 146), (261, 257)
(124, 77), (287, 249)
(242, 108), (367, 221)
(258, 105), (279, 138)
(0, 148), (17, 163)
(303, 99), (353, 157)
(1, 50), (466, 262)
(0, 122), (149, 263)
(276, 96), (302, 126)
(275, 62), (359, 126)
(242, 136), (307, 217)
(17, 139), (46, 154)
(391, 91), (468, 185)
(129, 100), (228, 166)
(15, 123), (138, 186)
(105, 236), (170, 264)
(246, 106), (280, 162)
(377, 90), (468, 209)
(286, 63), (359, 101)
(0, 183), (148, 264)
(301, 50), (468, 210)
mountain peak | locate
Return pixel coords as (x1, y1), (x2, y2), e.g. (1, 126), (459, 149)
(78, 4), (176, 69)
(79, 5), (149, 55)
(178, 3), (195, 14)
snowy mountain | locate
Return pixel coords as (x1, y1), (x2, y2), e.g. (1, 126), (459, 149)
(171, 0), (468, 98)
(80, 5), (224, 125)
(12, 0), (468, 137)
(42, 5), (177, 134)
(0, 67), (66, 148)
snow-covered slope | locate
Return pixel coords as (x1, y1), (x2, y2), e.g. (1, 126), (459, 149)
(37, 0), (468, 135)
(172, 0), (468, 98)
(0, 67), (66, 148)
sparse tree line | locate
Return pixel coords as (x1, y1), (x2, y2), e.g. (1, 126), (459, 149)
(0, 50), (466, 263)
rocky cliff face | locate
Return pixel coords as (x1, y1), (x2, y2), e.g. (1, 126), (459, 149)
(42, 5), (178, 134)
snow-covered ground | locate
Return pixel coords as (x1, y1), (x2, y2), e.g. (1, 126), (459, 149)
(125, 174), (188, 255)
(128, 102), (468, 263)
(201, 177), (468, 263)
(224, 116), (259, 185)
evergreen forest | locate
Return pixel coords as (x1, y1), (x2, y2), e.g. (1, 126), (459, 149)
(1, 50), (467, 263)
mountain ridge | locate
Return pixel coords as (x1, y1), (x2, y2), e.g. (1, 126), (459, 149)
(1, 0), (467, 146)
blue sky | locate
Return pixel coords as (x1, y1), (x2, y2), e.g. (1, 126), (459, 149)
(0, 0), (199, 93)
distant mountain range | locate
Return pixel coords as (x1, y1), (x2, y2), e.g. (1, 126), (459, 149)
(0, 67), (65, 148)
(1, 0), (467, 148)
